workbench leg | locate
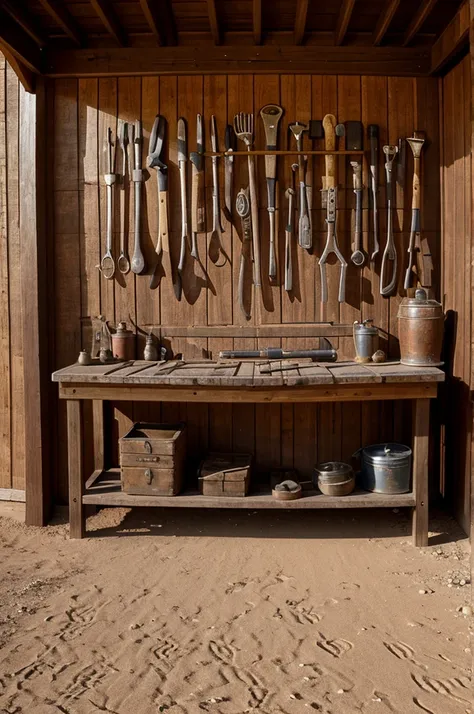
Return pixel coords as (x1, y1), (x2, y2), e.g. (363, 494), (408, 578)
(92, 400), (105, 472)
(412, 398), (430, 547)
(67, 399), (85, 539)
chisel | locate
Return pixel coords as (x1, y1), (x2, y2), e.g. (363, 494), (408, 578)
(190, 114), (204, 260)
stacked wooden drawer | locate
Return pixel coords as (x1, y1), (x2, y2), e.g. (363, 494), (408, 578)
(120, 423), (186, 496)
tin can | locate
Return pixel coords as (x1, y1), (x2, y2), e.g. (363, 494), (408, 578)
(353, 320), (379, 363)
(397, 289), (444, 366)
(111, 321), (134, 361)
(356, 443), (412, 494)
(314, 461), (355, 496)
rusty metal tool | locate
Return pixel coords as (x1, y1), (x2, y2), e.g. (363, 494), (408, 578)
(284, 164), (297, 292)
(236, 187), (252, 320)
(405, 132), (432, 290)
(380, 144), (399, 296)
(101, 127), (116, 280)
(224, 124), (235, 220)
(189, 113), (204, 261)
(260, 104), (283, 279)
(117, 120), (130, 274)
(219, 347), (337, 361)
(368, 124), (379, 260)
(177, 117), (188, 291)
(289, 121), (311, 250)
(234, 112), (261, 287)
(319, 114), (347, 303)
(209, 115), (227, 267)
(350, 159), (365, 266)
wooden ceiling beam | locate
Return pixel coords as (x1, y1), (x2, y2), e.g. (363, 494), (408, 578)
(402, 0), (438, 47)
(89, 0), (126, 46)
(335, 0), (356, 46)
(2, 0), (47, 48)
(0, 45), (36, 92)
(37, 0), (83, 47)
(43, 45), (431, 78)
(294, 0), (309, 45)
(253, 0), (262, 45)
(430, 0), (469, 73)
(372, 0), (401, 46)
(139, 0), (177, 46)
(207, 0), (221, 45)
(0, 9), (42, 73)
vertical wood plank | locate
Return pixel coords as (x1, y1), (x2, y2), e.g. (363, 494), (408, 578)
(67, 399), (85, 538)
(412, 398), (429, 547)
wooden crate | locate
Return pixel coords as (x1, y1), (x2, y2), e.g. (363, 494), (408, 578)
(198, 453), (252, 497)
(120, 423), (186, 496)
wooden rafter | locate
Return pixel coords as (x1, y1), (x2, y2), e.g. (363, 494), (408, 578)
(89, 0), (126, 46)
(253, 0), (262, 45)
(294, 0), (309, 45)
(37, 0), (83, 47)
(0, 10), (42, 73)
(430, 1), (469, 73)
(2, 0), (47, 48)
(207, 0), (221, 45)
(402, 0), (438, 47)
(335, 0), (356, 46)
(0, 45), (35, 92)
(372, 0), (401, 46)
(139, 0), (177, 46)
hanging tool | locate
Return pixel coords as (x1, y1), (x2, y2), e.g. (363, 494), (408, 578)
(397, 137), (406, 189)
(117, 120), (130, 274)
(380, 144), (399, 296)
(233, 112), (261, 287)
(289, 121), (311, 250)
(284, 164), (297, 292)
(219, 346), (337, 361)
(405, 132), (432, 290)
(236, 187), (252, 320)
(177, 117), (188, 293)
(209, 115), (227, 267)
(130, 121), (145, 274)
(350, 160), (365, 266)
(368, 124), (379, 260)
(224, 124), (235, 220)
(260, 104), (283, 280)
(189, 114), (204, 261)
(100, 127), (116, 280)
(319, 114), (347, 303)
(147, 115), (180, 298)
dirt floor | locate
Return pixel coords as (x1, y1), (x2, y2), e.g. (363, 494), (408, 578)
(0, 505), (471, 714)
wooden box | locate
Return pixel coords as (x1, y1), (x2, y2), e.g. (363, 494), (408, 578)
(120, 422), (186, 496)
(198, 453), (252, 497)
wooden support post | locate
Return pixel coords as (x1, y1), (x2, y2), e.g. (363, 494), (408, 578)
(22, 79), (51, 526)
(412, 398), (430, 546)
(67, 399), (85, 538)
(93, 400), (105, 472)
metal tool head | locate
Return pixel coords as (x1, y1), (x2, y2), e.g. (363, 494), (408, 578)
(236, 187), (251, 218)
(133, 120), (142, 144)
(225, 123), (236, 152)
(177, 117), (187, 163)
(308, 120), (324, 140)
(210, 115), (218, 153)
(406, 135), (425, 159)
(233, 112), (254, 146)
(335, 123), (345, 137)
(106, 127), (115, 174)
(260, 104), (283, 139)
(289, 121), (307, 142)
(345, 121), (363, 151)
(118, 120), (129, 149)
(383, 144), (398, 166)
(147, 115), (166, 170)
(196, 113), (204, 154)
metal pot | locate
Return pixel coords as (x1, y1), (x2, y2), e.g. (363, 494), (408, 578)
(314, 461), (355, 496)
(355, 443), (412, 494)
(397, 289), (444, 366)
(353, 319), (379, 363)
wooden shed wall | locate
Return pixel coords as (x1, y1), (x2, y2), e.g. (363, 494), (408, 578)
(0, 56), (26, 495)
(47, 73), (441, 503)
(440, 55), (472, 535)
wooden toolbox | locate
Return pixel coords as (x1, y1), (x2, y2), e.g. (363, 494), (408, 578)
(198, 453), (252, 497)
(120, 422), (186, 496)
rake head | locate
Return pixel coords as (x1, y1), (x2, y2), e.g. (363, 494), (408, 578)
(233, 112), (254, 147)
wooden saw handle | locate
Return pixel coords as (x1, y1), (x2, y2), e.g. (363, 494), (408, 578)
(323, 114), (337, 188)
(191, 164), (205, 233)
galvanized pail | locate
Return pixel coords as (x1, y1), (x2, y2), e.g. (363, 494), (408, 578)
(355, 443), (412, 494)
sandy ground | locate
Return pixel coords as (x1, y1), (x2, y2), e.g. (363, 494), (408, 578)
(0, 505), (471, 714)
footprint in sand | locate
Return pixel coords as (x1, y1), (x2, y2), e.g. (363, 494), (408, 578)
(285, 599), (321, 625)
(208, 639), (237, 664)
(412, 697), (436, 714)
(233, 667), (271, 709)
(316, 634), (353, 658)
(225, 579), (250, 595)
(411, 672), (471, 705)
(383, 640), (427, 670)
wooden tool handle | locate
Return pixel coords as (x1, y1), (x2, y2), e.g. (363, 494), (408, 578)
(248, 154), (261, 288)
(412, 157), (421, 210)
(191, 165), (205, 233)
(323, 114), (337, 188)
(159, 188), (172, 279)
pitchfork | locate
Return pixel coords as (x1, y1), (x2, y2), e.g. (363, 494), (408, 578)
(233, 112), (261, 288)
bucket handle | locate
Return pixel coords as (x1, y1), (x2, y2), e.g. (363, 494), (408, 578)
(352, 447), (362, 459)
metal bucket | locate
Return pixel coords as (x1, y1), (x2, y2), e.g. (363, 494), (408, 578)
(355, 443), (412, 494)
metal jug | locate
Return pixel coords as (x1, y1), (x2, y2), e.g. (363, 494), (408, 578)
(355, 443), (412, 494)
(397, 289), (444, 366)
(353, 319), (379, 363)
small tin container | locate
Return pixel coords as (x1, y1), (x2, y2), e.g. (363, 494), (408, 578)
(314, 461), (355, 496)
(144, 334), (158, 361)
(353, 320), (379, 363)
(397, 289), (444, 367)
(111, 321), (134, 361)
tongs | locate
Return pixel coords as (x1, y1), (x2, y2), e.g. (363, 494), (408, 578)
(380, 144), (398, 296)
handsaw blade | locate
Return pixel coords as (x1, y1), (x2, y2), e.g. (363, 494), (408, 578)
(177, 117), (187, 163)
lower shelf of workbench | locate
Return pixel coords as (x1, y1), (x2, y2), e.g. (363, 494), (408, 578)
(83, 469), (415, 510)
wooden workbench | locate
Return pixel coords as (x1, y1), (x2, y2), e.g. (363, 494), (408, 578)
(52, 359), (445, 545)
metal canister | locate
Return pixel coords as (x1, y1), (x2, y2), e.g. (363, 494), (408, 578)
(144, 334), (158, 361)
(111, 321), (134, 361)
(353, 319), (379, 363)
(356, 443), (412, 494)
(314, 461), (355, 496)
(397, 289), (444, 366)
